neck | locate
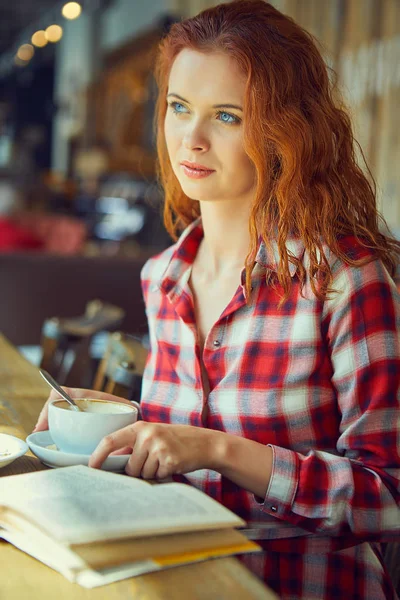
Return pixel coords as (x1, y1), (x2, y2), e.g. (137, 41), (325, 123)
(197, 199), (252, 276)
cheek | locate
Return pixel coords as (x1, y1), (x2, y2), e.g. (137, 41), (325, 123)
(227, 144), (256, 189)
(243, 153), (256, 178)
(224, 140), (253, 172)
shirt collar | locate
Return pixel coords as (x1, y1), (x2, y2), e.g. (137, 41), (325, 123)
(159, 218), (305, 296)
(254, 236), (305, 277)
(159, 218), (203, 298)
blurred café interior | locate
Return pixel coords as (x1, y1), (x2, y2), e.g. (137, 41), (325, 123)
(0, 0), (399, 390)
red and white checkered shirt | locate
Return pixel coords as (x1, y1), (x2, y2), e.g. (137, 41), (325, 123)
(140, 219), (400, 600)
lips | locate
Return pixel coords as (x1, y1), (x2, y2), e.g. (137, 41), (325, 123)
(180, 161), (215, 172)
(180, 162), (215, 180)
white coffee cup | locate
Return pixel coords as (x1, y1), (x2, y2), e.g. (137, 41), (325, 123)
(48, 398), (139, 455)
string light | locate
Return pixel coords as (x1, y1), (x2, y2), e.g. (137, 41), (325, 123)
(17, 44), (34, 62)
(11, 2), (81, 73)
(31, 30), (48, 48)
(62, 2), (82, 20)
(45, 25), (63, 43)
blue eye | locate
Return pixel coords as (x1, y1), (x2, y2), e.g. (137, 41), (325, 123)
(218, 111), (238, 124)
(218, 112), (235, 123)
(170, 101), (188, 114)
(168, 100), (240, 125)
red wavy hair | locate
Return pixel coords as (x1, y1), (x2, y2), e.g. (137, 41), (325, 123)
(154, 0), (399, 299)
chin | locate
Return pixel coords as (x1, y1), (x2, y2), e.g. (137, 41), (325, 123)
(182, 190), (216, 203)
(179, 180), (216, 199)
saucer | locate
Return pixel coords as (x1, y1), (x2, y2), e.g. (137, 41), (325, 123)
(26, 431), (130, 472)
(0, 433), (28, 469)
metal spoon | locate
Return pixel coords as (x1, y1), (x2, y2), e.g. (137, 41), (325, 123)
(39, 369), (82, 412)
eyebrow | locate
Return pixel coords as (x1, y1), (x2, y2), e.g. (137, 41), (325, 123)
(167, 93), (243, 112)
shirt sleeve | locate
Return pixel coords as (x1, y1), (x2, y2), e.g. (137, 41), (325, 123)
(260, 257), (400, 542)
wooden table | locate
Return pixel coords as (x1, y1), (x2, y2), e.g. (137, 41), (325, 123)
(0, 334), (277, 600)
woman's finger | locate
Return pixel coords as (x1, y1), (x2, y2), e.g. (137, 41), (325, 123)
(156, 462), (174, 480)
(125, 447), (150, 478)
(110, 446), (133, 456)
(33, 406), (50, 432)
(140, 454), (160, 480)
(89, 423), (138, 469)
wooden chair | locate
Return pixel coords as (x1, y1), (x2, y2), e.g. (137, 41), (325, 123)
(40, 300), (125, 387)
(93, 331), (149, 399)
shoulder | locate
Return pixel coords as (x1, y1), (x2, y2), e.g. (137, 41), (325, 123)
(327, 235), (390, 280)
(320, 235), (399, 310)
(315, 235), (379, 269)
(335, 235), (380, 261)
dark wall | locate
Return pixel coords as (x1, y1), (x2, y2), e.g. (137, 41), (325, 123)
(0, 60), (55, 172)
(0, 253), (148, 346)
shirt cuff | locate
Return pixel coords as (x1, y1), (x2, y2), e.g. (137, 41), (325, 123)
(261, 444), (299, 519)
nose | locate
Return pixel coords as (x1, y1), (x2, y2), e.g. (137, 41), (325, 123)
(182, 121), (210, 153)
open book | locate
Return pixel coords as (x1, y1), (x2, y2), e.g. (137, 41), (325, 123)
(0, 465), (260, 588)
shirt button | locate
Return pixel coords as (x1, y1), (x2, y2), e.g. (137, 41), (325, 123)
(213, 340), (221, 348)
(270, 506), (277, 512)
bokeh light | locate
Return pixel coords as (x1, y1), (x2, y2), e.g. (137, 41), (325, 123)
(62, 2), (82, 20)
(31, 31), (48, 48)
(45, 25), (63, 43)
(17, 44), (34, 62)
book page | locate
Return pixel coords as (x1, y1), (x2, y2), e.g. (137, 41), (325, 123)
(0, 466), (243, 545)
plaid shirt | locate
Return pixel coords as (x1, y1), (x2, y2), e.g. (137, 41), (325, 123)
(140, 219), (400, 600)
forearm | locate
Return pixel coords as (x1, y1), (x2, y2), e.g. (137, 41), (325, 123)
(207, 430), (400, 540)
(209, 430), (273, 498)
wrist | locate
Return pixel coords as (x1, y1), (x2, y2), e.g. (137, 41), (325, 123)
(204, 430), (274, 498)
(204, 428), (235, 472)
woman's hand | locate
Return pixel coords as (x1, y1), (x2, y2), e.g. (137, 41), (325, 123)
(33, 388), (132, 432)
(88, 422), (225, 480)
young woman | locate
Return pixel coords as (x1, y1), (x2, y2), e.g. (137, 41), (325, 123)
(35, 2), (400, 598)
